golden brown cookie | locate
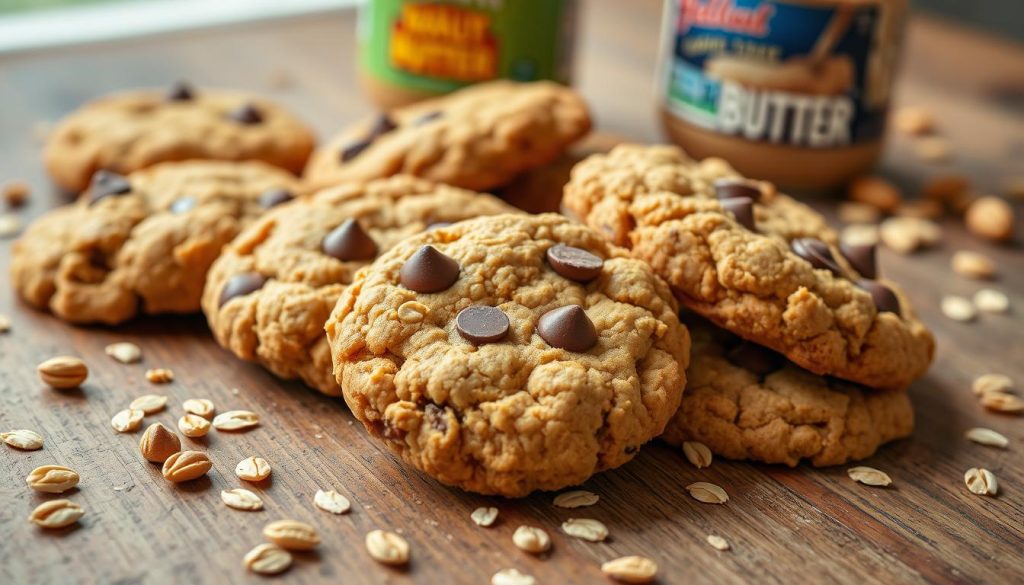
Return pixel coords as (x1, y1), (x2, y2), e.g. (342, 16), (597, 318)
(563, 145), (934, 391)
(202, 176), (518, 395)
(325, 214), (690, 496)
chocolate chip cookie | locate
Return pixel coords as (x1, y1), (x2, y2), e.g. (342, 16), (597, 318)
(304, 81), (591, 192)
(202, 176), (518, 395)
(44, 83), (315, 193)
(563, 145), (934, 391)
(661, 318), (913, 467)
(11, 161), (299, 324)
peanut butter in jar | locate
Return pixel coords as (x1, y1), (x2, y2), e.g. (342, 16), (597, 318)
(657, 0), (909, 192)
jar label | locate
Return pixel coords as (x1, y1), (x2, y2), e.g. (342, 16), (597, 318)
(360, 0), (577, 95)
(658, 0), (905, 148)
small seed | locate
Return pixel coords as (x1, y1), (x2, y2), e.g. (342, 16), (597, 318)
(470, 506), (498, 527)
(553, 490), (599, 509)
(182, 398), (215, 419)
(111, 409), (145, 433)
(26, 465), (80, 493)
(601, 555), (658, 583)
(848, 176), (901, 212)
(2, 180), (30, 207)
(512, 526), (551, 554)
(236, 456), (272, 481)
(914, 136), (952, 163)
(37, 356), (88, 389)
(974, 289), (1010, 313)
(941, 295), (976, 322)
(139, 423), (181, 463)
(491, 568), (536, 585)
(893, 106), (934, 135)
(841, 224), (880, 247)
(965, 196), (1014, 242)
(0, 213), (21, 238)
(244, 543), (292, 575)
(980, 393), (1024, 415)
(951, 251), (996, 280)
(213, 410), (260, 431)
(105, 342), (141, 364)
(129, 394), (168, 414)
(972, 373), (1014, 396)
(964, 468), (998, 496)
(686, 482), (729, 504)
(263, 520), (320, 551)
(177, 414), (211, 438)
(162, 450), (212, 482)
(847, 466), (893, 487)
(965, 428), (1009, 449)
(28, 499), (84, 529)
(683, 441), (713, 468)
(365, 529), (410, 565)
(707, 535), (731, 551)
(314, 489), (351, 515)
(145, 368), (174, 384)
(2, 428), (43, 450)
(562, 518), (608, 542)
(222, 488), (264, 511)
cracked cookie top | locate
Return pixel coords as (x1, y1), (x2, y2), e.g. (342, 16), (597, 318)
(325, 213), (690, 496)
(202, 175), (518, 395)
(563, 144), (934, 391)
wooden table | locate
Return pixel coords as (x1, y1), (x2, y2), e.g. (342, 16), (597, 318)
(2, 2), (1022, 584)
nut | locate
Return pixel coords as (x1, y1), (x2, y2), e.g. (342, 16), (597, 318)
(212, 410), (260, 431)
(682, 441), (713, 468)
(0, 213), (21, 238)
(263, 520), (321, 551)
(470, 506), (498, 527)
(139, 423), (181, 463)
(941, 295), (976, 322)
(111, 409), (144, 433)
(601, 556), (658, 583)
(951, 251), (996, 279)
(847, 466), (893, 487)
(26, 465), (80, 493)
(222, 488), (264, 511)
(965, 196), (1014, 242)
(837, 202), (881, 224)
(979, 393), (1024, 415)
(686, 482), (728, 504)
(162, 450), (213, 482)
(707, 535), (731, 551)
(105, 342), (141, 364)
(2, 428), (44, 450)
(129, 394), (167, 414)
(492, 568), (536, 585)
(314, 489), (351, 515)
(841, 224), (880, 247)
(182, 398), (215, 419)
(880, 217), (941, 253)
(2, 180), (30, 207)
(177, 414), (211, 438)
(561, 518), (609, 542)
(244, 543), (292, 575)
(848, 176), (902, 212)
(965, 428), (1009, 449)
(145, 368), (174, 384)
(365, 529), (410, 565)
(971, 373), (1013, 396)
(974, 289), (1010, 313)
(964, 468), (998, 496)
(235, 456), (272, 482)
(37, 356), (88, 389)
(512, 526), (550, 554)
(553, 490), (599, 509)
(28, 499), (84, 529)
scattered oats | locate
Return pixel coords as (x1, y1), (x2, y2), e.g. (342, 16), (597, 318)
(365, 529), (410, 565)
(222, 488), (264, 511)
(178, 414), (211, 438)
(37, 356), (88, 389)
(951, 251), (996, 280)
(470, 506), (498, 527)
(707, 535), (731, 551)
(0, 213), (21, 238)
(105, 342), (141, 364)
(838, 201), (881, 224)
(182, 398), (215, 419)
(941, 295), (976, 322)
(263, 520), (321, 551)
(893, 106), (934, 135)
(2, 429), (44, 450)
(244, 543), (292, 575)
(683, 441), (713, 469)
(0, 313), (9, 333)
(841, 224), (880, 247)
(847, 466), (893, 487)
(138, 423), (181, 463)
(974, 289), (1009, 314)
(512, 525), (551, 554)
(915, 136), (952, 163)
(964, 468), (998, 496)
(161, 450), (212, 482)
(601, 555), (658, 583)
(972, 373), (1014, 396)
(314, 489), (351, 515)
(29, 499), (84, 529)
(965, 428), (1009, 449)
(686, 482), (729, 504)
(880, 216), (940, 253)
(553, 490), (599, 509)
(26, 465), (80, 493)
(979, 393), (1024, 415)
(3, 180), (30, 207)
(130, 394), (168, 414)
(561, 518), (608, 542)
(492, 568), (536, 585)
(213, 410), (260, 431)
(112, 409), (145, 433)
(236, 456), (272, 481)
(145, 368), (174, 384)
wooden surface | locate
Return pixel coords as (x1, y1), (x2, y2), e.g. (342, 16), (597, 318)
(2, 2), (1023, 584)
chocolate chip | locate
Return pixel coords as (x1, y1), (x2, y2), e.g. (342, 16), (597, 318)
(340, 139), (372, 162)
(400, 245), (460, 293)
(369, 113), (397, 137)
(218, 272), (267, 307)
(322, 219), (378, 261)
(791, 238), (843, 276)
(719, 196), (755, 230)
(714, 178), (763, 202)
(227, 103), (262, 125)
(537, 305), (598, 352)
(841, 242), (877, 279)
(546, 245), (604, 282)
(857, 279), (901, 316)
(413, 111), (442, 126)
(424, 403), (448, 433)
(166, 81), (194, 101)
(456, 306), (510, 345)
(88, 170), (132, 205)
(258, 188), (294, 209)
(726, 341), (784, 376)
(169, 196), (197, 214)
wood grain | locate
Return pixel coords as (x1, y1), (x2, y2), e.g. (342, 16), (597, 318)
(1, 2), (1023, 584)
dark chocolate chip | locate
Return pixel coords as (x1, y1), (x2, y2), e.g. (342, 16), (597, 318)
(726, 341), (785, 376)
(322, 219), (378, 261)
(369, 113), (397, 137)
(714, 178), (763, 202)
(424, 404), (448, 433)
(841, 242), (877, 279)
(546, 244), (604, 282)
(537, 305), (598, 352)
(169, 196), (197, 214)
(218, 272), (267, 307)
(166, 81), (194, 101)
(857, 279), (901, 316)
(340, 139), (372, 162)
(791, 238), (843, 276)
(719, 196), (755, 230)
(456, 306), (510, 345)
(413, 111), (442, 126)
(88, 170), (132, 205)
(227, 103), (262, 125)
(400, 245), (460, 293)
(258, 188), (294, 209)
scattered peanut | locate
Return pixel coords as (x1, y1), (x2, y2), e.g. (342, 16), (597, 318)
(893, 106), (934, 135)
(263, 520), (320, 551)
(2, 180), (30, 207)
(139, 423), (181, 463)
(512, 526), (551, 554)
(244, 543), (292, 575)
(37, 356), (88, 389)
(145, 368), (174, 384)
(601, 555), (658, 583)
(105, 342), (141, 364)
(26, 465), (80, 493)
(2, 429), (44, 450)
(177, 414), (211, 438)
(29, 499), (84, 529)
(941, 295), (976, 322)
(965, 196), (1014, 242)
(162, 450), (212, 482)
(848, 176), (902, 212)
(974, 289), (1010, 313)
(951, 251), (996, 279)
(235, 456), (272, 482)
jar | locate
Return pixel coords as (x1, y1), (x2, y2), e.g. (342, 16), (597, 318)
(656, 0), (909, 192)
(358, 0), (579, 109)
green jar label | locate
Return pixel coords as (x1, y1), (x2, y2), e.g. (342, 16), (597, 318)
(359, 0), (577, 94)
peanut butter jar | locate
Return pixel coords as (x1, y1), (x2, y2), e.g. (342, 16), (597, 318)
(657, 0), (909, 191)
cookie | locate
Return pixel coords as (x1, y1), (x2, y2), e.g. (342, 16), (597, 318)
(304, 81), (591, 192)
(563, 145), (934, 391)
(662, 318), (913, 467)
(325, 213), (690, 496)
(202, 176), (518, 396)
(44, 83), (315, 193)
(11, 161), (300, 324)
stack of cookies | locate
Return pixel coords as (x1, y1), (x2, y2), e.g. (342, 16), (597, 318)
(11, 80), (933, 497)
